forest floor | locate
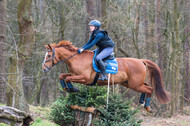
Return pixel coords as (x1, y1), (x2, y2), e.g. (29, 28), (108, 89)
(28, 105), (190, 126)
(1, 105), (187, 126)
(137, 106), (190, 126)
(139, 114), (190, 126)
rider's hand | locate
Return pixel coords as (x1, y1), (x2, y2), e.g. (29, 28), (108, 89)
(78, 48), (84, 53)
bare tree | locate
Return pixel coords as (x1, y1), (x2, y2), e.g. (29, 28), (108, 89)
(0, 0), (7, 104)
(6, 0), (35, 112)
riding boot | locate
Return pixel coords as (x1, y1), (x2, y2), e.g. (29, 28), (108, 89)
(60, 80), (68, 90)
(67, 82), (79, 93)
(97, 60), (108, 81)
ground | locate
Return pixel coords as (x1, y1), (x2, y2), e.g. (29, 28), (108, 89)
(140, 114), (190, 126)
(137, 105), (190, 126)
(1, 105), (189, 126)
(29, 105), (190, 126)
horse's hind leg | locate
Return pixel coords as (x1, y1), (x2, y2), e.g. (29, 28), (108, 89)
(139, 93), (146, 104)
(135, 82), (153, 113)
(139, 82), (151, 104)
(141, 83), (153, 113)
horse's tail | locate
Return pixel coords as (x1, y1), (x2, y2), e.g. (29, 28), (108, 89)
(142, 59), (170, 104)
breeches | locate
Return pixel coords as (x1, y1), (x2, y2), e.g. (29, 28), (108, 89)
(96, 47), (113, 61)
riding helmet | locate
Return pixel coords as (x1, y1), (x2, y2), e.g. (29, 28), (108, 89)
(88, 20), (101, 28)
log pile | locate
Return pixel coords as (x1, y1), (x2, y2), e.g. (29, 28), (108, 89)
(0, 106), (33, 126)
(69, 105), (100, 126)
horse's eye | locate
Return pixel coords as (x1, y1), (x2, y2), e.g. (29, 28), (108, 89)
(48, 55), (51, 58)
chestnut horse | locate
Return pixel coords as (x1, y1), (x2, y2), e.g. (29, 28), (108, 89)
(42, 40), (170, 112)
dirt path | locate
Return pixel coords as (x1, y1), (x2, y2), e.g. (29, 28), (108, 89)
(138, 113), (190, 126)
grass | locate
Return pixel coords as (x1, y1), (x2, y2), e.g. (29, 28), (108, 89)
(31, 118), (59, 126)
(0, 123), (9, 126)
(0, 118), (58, 126)
(29, 105), (59, 126)
(29, 105), (51, 119)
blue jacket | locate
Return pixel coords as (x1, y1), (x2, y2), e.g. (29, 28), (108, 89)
(82, 30), (115, 50)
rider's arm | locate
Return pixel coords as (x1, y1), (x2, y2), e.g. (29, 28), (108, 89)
(81, 34), (93, 49)
(83, 32), (104, 50)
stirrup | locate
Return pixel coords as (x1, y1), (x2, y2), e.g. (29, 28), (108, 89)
(98, 75), (108, 81)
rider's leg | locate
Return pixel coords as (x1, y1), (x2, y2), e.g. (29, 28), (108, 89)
(96, 47), (113, 81)
(97, 60), (107, 80)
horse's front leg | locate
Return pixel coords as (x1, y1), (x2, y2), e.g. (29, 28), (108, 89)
(62, 75), (87, 93)
(59, 73), (79, 93)
(65, 75), (87, 84)
(59, 73), (72, 80)
(59, 73), (72, 90)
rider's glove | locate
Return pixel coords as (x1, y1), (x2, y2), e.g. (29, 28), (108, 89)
(78, 48), (84, 53)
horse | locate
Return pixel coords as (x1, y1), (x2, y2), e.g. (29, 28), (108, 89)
(42, 40), (170, 113)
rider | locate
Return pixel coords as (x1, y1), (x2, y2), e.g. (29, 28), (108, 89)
(78, 20), (115, 81)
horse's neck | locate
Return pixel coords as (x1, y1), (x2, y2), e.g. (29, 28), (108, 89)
(64, 51), (94, 72)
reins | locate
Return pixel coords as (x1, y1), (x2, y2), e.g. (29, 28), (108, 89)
(42, 47), (78, 71)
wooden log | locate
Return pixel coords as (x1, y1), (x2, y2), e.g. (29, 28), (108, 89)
(0, 105), (33, 126)
(69, 105), (99, 114)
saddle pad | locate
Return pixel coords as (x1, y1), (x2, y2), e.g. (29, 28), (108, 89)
(92, 51), (118, 74)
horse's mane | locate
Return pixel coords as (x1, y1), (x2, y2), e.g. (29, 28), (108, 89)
(56, 40), (77, 51)
(54, 40), (92, 53)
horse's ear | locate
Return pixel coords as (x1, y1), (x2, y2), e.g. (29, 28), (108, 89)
(45, 44), (52, 50)
(48, 44), (52, 50)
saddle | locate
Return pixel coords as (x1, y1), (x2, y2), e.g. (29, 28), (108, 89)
(92, 50), (118, 74)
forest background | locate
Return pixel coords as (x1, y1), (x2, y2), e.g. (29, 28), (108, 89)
(0, 0), (189, 118)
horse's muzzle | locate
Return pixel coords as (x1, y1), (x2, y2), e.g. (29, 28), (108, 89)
(42, 68), (49, 73)
(42, 63), (51, 73)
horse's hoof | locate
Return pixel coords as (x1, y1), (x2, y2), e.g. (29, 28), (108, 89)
(144, 106), (153, 113)
(67, 87), (79, 93)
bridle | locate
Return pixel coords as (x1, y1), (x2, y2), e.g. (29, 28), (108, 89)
(42, 48), (78, 71)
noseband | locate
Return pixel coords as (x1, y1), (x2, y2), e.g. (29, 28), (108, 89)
(42, 48), (78, 71)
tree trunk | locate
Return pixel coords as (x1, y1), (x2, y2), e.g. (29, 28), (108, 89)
(184, 30), (190, 99)
(86, 0), (96, 19)
(170, 0), (181, 116)
(101, 0), (106, 18)
(0, 0), (7, 104)
(155, 0), (163, 70)
(6, 0), (35, 112)
(132, 2), (141, 58)
(0, 105), (33, 126)
(142, 1), (149, 59)
(183, 0), (190, 101)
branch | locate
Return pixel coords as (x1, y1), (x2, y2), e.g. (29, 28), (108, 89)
(118, 47), (130, 57)
(0, 76), (16, 107)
